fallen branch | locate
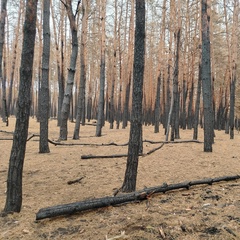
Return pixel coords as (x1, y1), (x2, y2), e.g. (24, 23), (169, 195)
(26, 134), (128, 147)
(80, 144), (165, 159)
(81, 154), (129, 159)
(145, 143), (165, 155)
(67, 176), (85, 185)
(224, 226), (237, 237)
(143, 139), (202, 144)
(0, 130), (14, 134)
(27, 134), (39, 141)
(48, 139), (128, 147)
(35, 174), (240, 220)
(81, 139), (203, 159)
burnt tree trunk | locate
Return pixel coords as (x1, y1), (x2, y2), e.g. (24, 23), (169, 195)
(154, 73), (161, 133)
(39, 0), (50, 153)
(73, 0), (88, 139)
(59, 1), (79, 140)
(193, 60), (202, 140)
(95, 0), (106, 137)
(0, 0), (8, 124)
(122, 0), (145, 192)
(4, 0), (38, 213)
(170, 28), (181, 141)
(201, 0), (213, 152)
(36, 175), (240, 220)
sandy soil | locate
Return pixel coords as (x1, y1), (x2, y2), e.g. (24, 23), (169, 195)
(0, 117), (239, 240)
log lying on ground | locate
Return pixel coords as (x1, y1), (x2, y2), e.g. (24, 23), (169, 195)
(48, 140), (128, 147)
(0, 130), (14, 134)
(26, 135), (128, 147)
(81, 144), (165, 159)
(81, 143), (164, 159)
(36, 174), (240, 220)
(81, 139), (203, 159)
(81, 154), (130, 159)
(143, 139), (202, 144)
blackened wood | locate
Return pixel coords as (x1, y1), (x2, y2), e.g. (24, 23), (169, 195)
(36, 175), (240, 220)
(39, 0), (50, 153)
(154, 73), (161, 133)
(201, 0), (214, 152)
(193, 60), (202, 140)
(67, 176), (84, 185)
(81, 154), (129, 159)
(145, 143), (164, 155)
(4, 0), (38, 213)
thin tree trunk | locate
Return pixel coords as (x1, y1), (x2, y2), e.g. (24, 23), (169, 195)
(36, 14), (43, 121)
(229, 0), (239, 139)
(122, 0), (134, 129)
(122, 79), (131, 128)
(0, 0), (8, 123)
(109, 0), (118, 130)
(50, 0), (62, 126)
(154, 73), (161, 133)
(39, 0), (50, 153)
(7, 0), (23, 116)
(73, 0), (88, 139)
(116, 0), (124, 129)
(59, 0), (79, 140)
(193, 61), (202, 140)
(187, 79), (194, 129)
(96, 0), (106, 137)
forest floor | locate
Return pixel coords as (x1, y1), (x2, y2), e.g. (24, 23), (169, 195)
(0, 117), (239, 240)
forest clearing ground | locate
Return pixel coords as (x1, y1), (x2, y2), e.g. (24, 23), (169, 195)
(0, 117), (239, 240)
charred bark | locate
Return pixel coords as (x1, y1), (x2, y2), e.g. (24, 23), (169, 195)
(36, 175), (240, 220)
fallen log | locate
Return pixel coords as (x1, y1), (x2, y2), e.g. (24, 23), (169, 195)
(36, 174), (240, 220)
(80, 144), (164, 159)
(81, 139), (203, 159)
(81, 154), (129, 159)
(0, 130), (14, 134)
(143, 139), (202, 144)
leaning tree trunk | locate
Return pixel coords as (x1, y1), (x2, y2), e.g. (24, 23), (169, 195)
(4, 0), (38, 213)
(59, 0), (79, 140)
(96, 0), (106, 137)
(201, 0), (213, 152)
(39, 0), (50, 153)
(122, 0), (145, 192)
